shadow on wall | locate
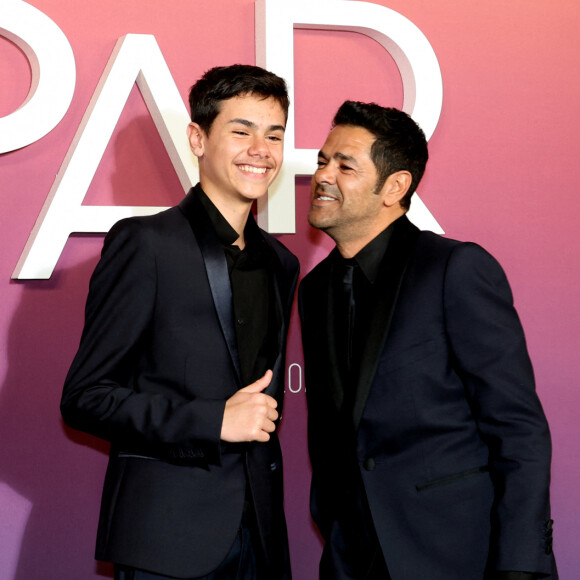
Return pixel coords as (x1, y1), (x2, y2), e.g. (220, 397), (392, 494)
(0, 113), (185, 580)
(0, 255), (114, 580)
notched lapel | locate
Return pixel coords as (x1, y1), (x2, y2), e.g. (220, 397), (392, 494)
(259, 233), (286, 398)
(352, 216), (420, 429)
(179, 187), (243, 386)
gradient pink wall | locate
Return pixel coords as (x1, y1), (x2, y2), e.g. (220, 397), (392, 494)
(1, 1), (579, 578)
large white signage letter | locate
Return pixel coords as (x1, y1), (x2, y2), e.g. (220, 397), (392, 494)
(255, 0), (444, 233)
(12, 34), (195, 279)
(0, 0), (75, 152)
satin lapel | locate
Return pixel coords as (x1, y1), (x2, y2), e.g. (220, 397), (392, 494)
(352, 216), (420, 429)
(259, 232), (286, 398)
(179, 187), (242, 386)
(268, 286), (284, 399)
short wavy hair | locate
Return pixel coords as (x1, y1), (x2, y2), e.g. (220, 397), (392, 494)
(332, 101), (428, 210)
(189, 64), (289, 134)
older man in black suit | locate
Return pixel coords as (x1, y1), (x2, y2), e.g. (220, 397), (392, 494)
(299, 101), (556, 580)
(61, 65), (298, 580)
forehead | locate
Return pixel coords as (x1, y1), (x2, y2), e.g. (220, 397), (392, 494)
(214, 94), (286, 126)
(321, 125), (376, 160)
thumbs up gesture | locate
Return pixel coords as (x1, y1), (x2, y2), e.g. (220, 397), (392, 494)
(220, 370), (278, 442)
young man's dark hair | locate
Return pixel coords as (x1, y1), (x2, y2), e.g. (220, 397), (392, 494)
(332, 100), (428, 210)
(189, 64), (290, 134)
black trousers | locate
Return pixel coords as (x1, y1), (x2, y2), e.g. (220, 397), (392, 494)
(319, 462), (391, 580)
(114, 519), (258, 580)
(320, 541), (390, 580)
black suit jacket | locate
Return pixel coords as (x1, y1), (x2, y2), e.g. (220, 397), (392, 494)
(299, 216), (556, 580)
(61, 185), (299, 579)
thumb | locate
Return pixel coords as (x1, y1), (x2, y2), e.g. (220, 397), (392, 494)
(241, 369), (273, 393)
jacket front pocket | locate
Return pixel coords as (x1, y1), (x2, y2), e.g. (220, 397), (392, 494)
(416, 465), (489, 492)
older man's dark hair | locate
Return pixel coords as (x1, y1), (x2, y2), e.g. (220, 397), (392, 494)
(332, 100), (428, 210)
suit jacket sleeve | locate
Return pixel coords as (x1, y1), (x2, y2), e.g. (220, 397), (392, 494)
(61, 218), (225, 460)
(444, 242), (553, 574)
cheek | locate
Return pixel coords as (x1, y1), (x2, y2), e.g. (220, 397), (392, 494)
(272, 147), (284, 165)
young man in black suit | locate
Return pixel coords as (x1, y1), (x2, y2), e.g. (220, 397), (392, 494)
(299, 101), (556, 580)
(61, 65), (299, 580)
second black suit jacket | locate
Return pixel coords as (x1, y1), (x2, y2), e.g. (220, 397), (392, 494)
(300, 216), (556, 580)
(61, 185), (299, 579)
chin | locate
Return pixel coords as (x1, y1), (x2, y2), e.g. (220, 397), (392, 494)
(307, 215), (326, 230)
(246, 188), (269, 199)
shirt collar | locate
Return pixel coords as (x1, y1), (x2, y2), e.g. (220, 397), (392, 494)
(196, 187), (240, 246)
(196, 185), (265, 257)
(333, 217), (402, 284)
(354, 223), (394, 283)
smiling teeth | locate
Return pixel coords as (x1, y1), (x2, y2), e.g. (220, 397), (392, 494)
(317, 195), (335, 201)
(239, 165), (267, 174)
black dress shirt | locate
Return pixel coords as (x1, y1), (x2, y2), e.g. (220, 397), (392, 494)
(198, 189), (278, 386)
(331, 220), (395, 394)
(328, 222), (397, 579)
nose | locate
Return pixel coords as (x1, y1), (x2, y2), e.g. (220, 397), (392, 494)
(248, 134), (269, 158)
(315, 163), (336, 185)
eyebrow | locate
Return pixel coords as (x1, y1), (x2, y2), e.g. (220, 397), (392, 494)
(228, 118), (286, 132)
(317, 150), (359, 166)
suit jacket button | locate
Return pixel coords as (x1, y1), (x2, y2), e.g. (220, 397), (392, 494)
(363, 458), (376, 471)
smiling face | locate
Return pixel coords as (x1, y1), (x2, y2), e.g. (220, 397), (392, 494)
(308, 125), (391, 255)
(188, 93), (286, 213)
(309, 124), (410, 257)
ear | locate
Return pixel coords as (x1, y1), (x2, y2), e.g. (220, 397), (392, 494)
(380, 170), (412, 208)
(187, 122), (205, 158)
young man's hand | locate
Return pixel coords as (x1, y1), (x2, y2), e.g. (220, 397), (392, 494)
(221, 370), (278, 442)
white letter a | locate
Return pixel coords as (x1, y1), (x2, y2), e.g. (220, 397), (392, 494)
(12, 34), (195, 279)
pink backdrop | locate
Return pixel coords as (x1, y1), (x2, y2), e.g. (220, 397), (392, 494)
(1, 1), (579, 578)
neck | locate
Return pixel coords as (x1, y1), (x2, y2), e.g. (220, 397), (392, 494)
(335, 210), (405, 258)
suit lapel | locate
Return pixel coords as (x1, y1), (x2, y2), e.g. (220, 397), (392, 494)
(179, 187), (243, 386)
(352, 216), (420, 429)
(256, 231), (287, 398)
